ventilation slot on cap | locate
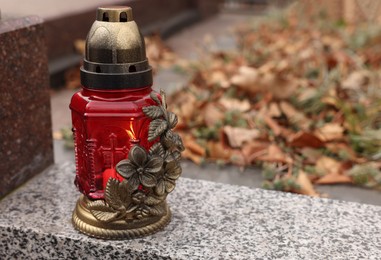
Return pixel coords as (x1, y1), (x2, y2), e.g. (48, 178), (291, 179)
(102, 12), (109, 22)
(120, 12), (127, 22)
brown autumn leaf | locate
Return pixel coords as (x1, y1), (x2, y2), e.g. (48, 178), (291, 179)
(264, 116), (282, 136)
(203, 103), (224, 127)
(325, 142), (357, 160)
(74, 39), (85, 55)
(342, 70), (370, 90)
(321, 88), (339, 108)
(185, 141), (206, 157)
(180, 133), (206, 157)
(182, 149), (203, 165)
(315, 156), (342, 175)
(207, 70), (230, 88)
(315, 173), (352, 185)
(219, 97), (251, 112)
(176, 92), (197, 122)
(207, 141), (232, 160)
(279, 101), (311, 130)
(231, 66), (298, 99)
(255, 144), (293, 164)
(222, 126), (260, 148)
(52, 131), (63, 140)
(296, 87), (318, 103)
(65, 68), (81, 89)
(314, 123), (344, 142)
(230, 66), (260, 91)
(267, 102), (282, 117)
(241, 141), (270, 164)
(296, 170), (319, 197)
(230, 150), (246, 166)
(288, 131), (325, 148)
(299, 147), (323, 164)
(259, 73), (299, 100)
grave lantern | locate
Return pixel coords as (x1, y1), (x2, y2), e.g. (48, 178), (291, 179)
(70, 6), (184, 239)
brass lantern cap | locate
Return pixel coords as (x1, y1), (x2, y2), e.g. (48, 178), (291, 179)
(81, 6), (153, 90)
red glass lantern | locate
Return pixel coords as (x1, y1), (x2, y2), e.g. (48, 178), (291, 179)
(70, 6), (184, 239)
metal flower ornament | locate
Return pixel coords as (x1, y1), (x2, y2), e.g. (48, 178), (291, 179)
(117, 145), (164, 190)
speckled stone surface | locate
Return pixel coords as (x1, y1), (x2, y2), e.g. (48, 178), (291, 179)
(0, 16), (53, 198)
(1, 163), (381, 259)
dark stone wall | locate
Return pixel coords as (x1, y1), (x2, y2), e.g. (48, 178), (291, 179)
(0, 16), (53, 198)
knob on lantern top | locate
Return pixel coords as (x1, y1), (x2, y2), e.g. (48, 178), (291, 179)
(96, 6), (134, 22)
(81, 6), (152, 90)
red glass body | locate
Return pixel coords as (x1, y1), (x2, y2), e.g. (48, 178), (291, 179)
(70, 86), (158, 199)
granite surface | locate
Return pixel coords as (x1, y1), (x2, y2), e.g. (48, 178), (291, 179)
(0, 16), (53, 198)
(1, 163), (381, 259)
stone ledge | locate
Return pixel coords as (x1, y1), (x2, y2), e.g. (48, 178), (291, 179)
(0, 163), (380, 259)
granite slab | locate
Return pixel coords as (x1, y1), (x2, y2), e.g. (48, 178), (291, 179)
(0, 163), (381, 259)
(0, 15), (53, 198)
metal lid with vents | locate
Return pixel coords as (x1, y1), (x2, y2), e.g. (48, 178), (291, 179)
(81, 6), (153, 90)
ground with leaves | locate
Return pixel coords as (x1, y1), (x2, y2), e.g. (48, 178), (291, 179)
(170, 7), (381, 196)
(62, 7), (381, 197)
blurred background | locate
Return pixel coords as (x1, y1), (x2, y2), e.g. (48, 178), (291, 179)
(1, 0), (380, 205)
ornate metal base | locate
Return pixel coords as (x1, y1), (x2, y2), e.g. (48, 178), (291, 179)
(72, 195), (171, 239)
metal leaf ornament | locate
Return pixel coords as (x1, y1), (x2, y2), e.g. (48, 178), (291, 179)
(144, 90), (184, 153)
(149, 142), (166, 158)
(142, 106), (164, 119)
(148, 119), (168, 142)
(88, 179), (136, 223)
(87, 200), (120, 222)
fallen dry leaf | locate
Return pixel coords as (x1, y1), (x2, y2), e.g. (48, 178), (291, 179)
(316, 173), (352, 185)
(315, 123), (344, 142)
(342, 70), (370, 90)
(207, 141), (232, 160)
(74, 39), (85, 55)
(222, 126), (260, 148)
(297, 170), (319, 196)
(207, 70), (230, 88)
(299, 147), (323, 164)
(185, 141), (205, 157)
(267, 102), (282, 117)
(219, 97), (251, 112)
(182, 149), (203, 165)
(52, 131), (63, 140)
(264, 116), (282, 136)
(315, 156), (342, 175)
(256, 144), (293, 164)
(230, 66), (259, 91)
(288, 131), (325, 148)
(203, 103), (224, 127)
(325, 142), (357, 160)
(279, 101), (310, 130)
(176, 92), (197, 122)
(241, 141), (270, 164)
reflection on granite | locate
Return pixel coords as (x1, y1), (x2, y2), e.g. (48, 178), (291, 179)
(0, 163), (381, 259)
(0, 15), (53, 198)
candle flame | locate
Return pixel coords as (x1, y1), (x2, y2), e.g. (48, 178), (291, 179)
(126, 121), (136, 140)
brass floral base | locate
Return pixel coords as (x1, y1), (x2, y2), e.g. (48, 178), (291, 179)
(72, 195), (171, 239)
